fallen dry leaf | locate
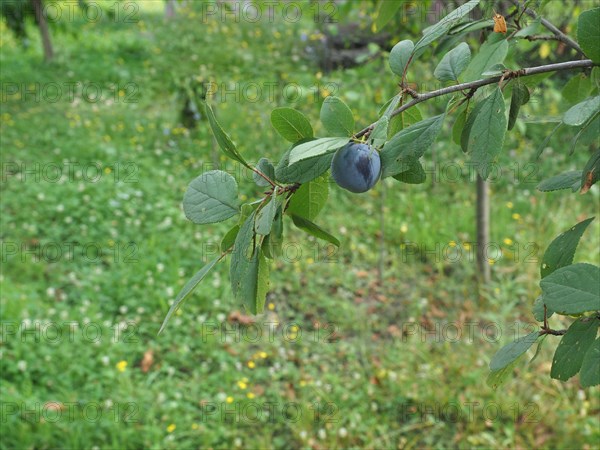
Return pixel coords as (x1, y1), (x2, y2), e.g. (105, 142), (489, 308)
(228, 310), (255, 325)
(140, 349), (154, 373)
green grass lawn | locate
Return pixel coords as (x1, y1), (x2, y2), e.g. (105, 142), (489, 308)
(1, 1), (599, 449)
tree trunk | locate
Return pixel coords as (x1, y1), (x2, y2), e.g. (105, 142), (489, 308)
(476, 174), (491, 285)
(378, 181), (386, 287)
(164, 0), (176, 19)
(31, 0), (53, 62)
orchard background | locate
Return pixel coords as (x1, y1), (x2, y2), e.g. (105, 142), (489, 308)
(1, 0), (599, 448)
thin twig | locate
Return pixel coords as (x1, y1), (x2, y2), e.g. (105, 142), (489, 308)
(354, 59), (596, 139)
(251, 167), (280, 188)
(510, 0), (586, 56)
(518, 34), (566, 42)
(540, 328), (567, 336)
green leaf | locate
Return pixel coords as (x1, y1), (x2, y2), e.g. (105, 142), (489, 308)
(183, 170), (239, 224)
(463, 87), (507, 179)
(463, 88), (506, 180)
(205, 103), (249, 167)
(580, 338), (600, 387)
(159, 256), (220, 334)
(262, 205), (283, 259)
(381, 114), (445, 178)
(286, 175), (329, 221)
(235, 245), (270, 315)
(270, 107), (313, 143)
(389, 40), (414, 77)
(508, 82), (530, 131)
(230, 211), (257, 300)
(412, 0), (481, 59)
(541, 263), (600, 315)
(388, 106), (423, 138)
(221, 225), (240, 253)
(562, 73), (593, 105)
(481, 63), (506, 78)
(580, 149), (600, 194)
(534, 122), (562, 159)
(253, 158), (275, 187)
(540, 217), (594, 278)
(551, 317), (598, 381)
(452, 103), (468, 146)
(288, 137), (348, 165)
(530, 334), (548, 364)
(255, 193), (280, 236)
(370, 116), (389, 148)
(514, 18), (541, 37)
(578, 7), (600, 63)
(393, 159), (426, 184)
(449, 19), (494, 36)
(434, 43), (471, 82)
(489, 331), (540, 371)
(487, 358), (520, 390)
(238, 202), (258, 226)
(577, 113), (600, 149)
(290, 214), (340, 247)
(378, 94), (400, 117)
(563, 96), (600, 126)
(462, 34), (509, 82)
(248, 249), (270, 314)
(537, 170), (583, 192)
(372, 0), (402, 32)
(276, 146), (333, 184)
(320, 97), (355, 136)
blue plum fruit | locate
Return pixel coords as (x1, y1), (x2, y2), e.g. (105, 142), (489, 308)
(330, 142), (381, 193)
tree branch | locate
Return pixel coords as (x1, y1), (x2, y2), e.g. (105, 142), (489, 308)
(510, 0), (586, 57)
(518, 34), (565, 43)
(540, 328), (567, 336)
(355, 59), (596, 139)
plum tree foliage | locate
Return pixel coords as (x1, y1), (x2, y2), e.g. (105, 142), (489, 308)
(161, 2), (600, 388)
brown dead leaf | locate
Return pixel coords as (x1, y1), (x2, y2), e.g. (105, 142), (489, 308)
(140, 349), (154, 373)
(387, 324), (401, 338)
(580, 170), (595, 194)
(44, 401), (64, 411)
(228, 310), (255, 325)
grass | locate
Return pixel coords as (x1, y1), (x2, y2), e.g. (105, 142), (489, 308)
(1, 1), (599, 449)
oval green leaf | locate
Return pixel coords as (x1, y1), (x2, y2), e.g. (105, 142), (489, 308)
(578, 8), (600, 63)
(563, 96), (600, 126)
(320, 96), (354, 136)
(550, 317), (599, 381)
(389, 40), (414, 77)
(183, 170), (239, 224)
(159, 256), (220, 334)
(271, 107), (314, 143)
(434, 42), (471, 82)
(540, 217), (594, 278)
(540, 263), (600, 315)
(288, 137), (349, 165)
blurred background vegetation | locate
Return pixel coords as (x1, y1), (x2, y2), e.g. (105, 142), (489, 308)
(1, 0), (599, 448)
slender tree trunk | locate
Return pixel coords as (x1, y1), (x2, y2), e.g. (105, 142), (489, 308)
(476, 174), (491, 284)
(164, 0), (176, 19)
(31, 0), (54, 62)
(378, 181), (386, 287)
